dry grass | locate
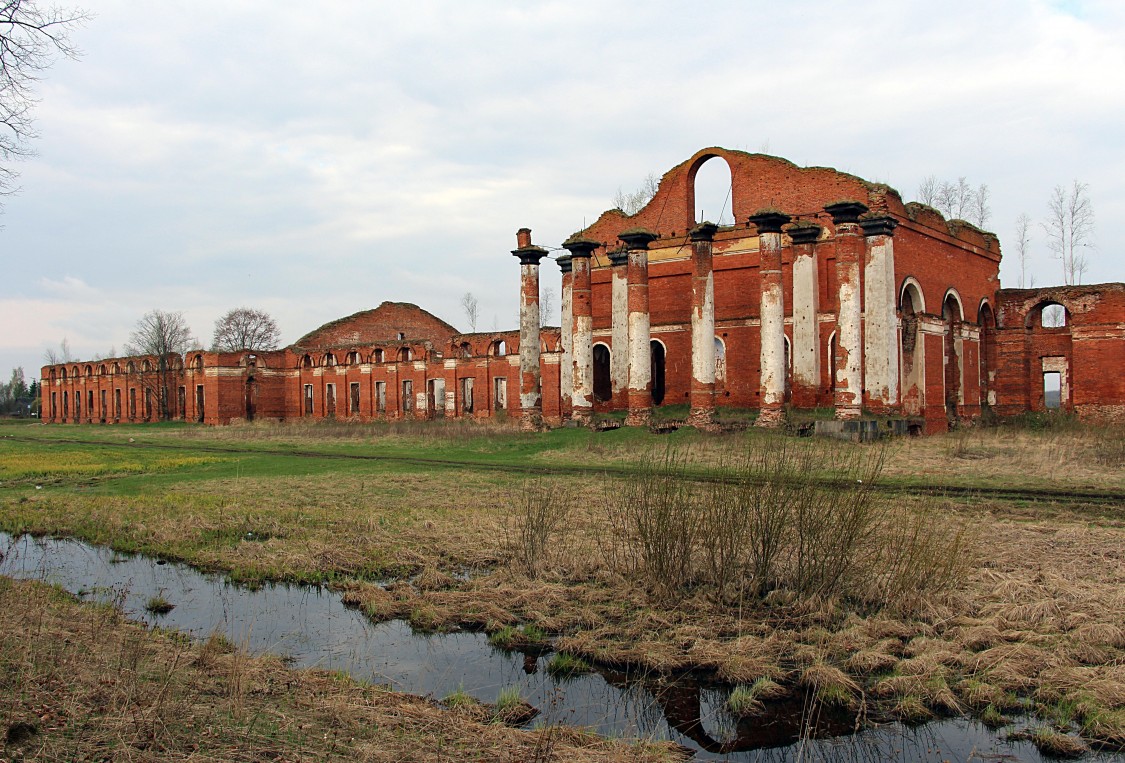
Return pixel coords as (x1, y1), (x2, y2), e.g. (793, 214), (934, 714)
(2, 421), (1123, 752)
(0, 577), (685, 762)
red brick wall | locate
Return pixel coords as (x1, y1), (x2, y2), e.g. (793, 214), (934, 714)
(993, 284), (1125, 423)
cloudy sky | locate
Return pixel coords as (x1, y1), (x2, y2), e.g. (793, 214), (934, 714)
(3, 0), (1123, 379)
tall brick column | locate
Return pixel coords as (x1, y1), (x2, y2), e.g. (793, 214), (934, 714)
(562, 237), (599, 422)
(825, 201), (869, 420)
(687, 222), (719, 430)
(749, 210), (792, 428)
(557, 253), (574, 420)
(512, 228), (549, 431)
(608, 248), (630, 404)
(620, 228), (659, 427)
(788, 221), (822, 408)
(860, 215), (900, 413)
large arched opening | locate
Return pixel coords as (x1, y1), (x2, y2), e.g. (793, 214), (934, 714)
(942, 291), (964, 420)
(690, 155), (735, 226)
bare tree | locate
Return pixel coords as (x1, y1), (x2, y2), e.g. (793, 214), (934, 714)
(460, 292), (479, 332)
(970, 183), (991, 228)
(1, 1), (87, 199)
(125, 309), (194, 420)
(917, 175), (938, 207)
(1014, 213), (1034, 289)
(918, 176), (990, 226)
(540, 285), (554, 327)
(211, 307), (281, 351)
(613, 172), (660, 216)
(1043, 180), (1094, 285)
(42, 336), (73, 365)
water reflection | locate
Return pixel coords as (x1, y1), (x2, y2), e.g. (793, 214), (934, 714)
(0, 533), (1083, 761)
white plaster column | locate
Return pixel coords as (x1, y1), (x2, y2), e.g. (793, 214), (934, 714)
(557, 253), (574, 420)
(620, 229), (659, 427)
(825, 201), (869, 420)
(688, 222), (719, 429)
(511, 228), (548, 431)
(608, 249), (630, 405)
(788, 222), (822, 408)
(749, 210), (792, 427)
(562, 237), (599, 422)
(860, 215), (900, 412)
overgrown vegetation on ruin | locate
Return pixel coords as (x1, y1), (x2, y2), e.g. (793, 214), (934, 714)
(0, 417), (1122, 755)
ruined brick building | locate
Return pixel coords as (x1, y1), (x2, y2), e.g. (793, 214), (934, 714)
(40, 148), (1125, 431)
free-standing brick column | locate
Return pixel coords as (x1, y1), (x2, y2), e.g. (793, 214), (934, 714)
(788, 222), (822, 408)
(511, 227), (549, 431)
(562, 236), (599, 422)
(557, 253), (574, 420)
(860, 215), (900, 413)
(608, 248), (630, 404)
(825, 201), (869, 420)
(619, 228), (659, 427)
(749, 210), (792, 428)
(687, 222), (719, 430)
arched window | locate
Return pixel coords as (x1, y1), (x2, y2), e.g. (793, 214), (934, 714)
(142, 360), (152, 373)
(900, 282), (923, 374)
(650, 340), (666, 405)
(943, 292), (964, 417)
(85, 365), (93, 378)
(714, 337), (727, 384)
(1033, 301), (1069, 328)
(112, 362), (121, 375)
(324, 353), (337, 367)
(346, 351), (361, 365)
(490, 340), (507, 357)
(592, 343), (612, 402)
(301, 354), (313, 368)
(691, 155), (735, 226)
(459, 342), (472, 359)
(193, 355), (204, 371)
(372, 348), (384, 364)
(397, 347), (412, 363)
(827, 331), (837, 394)
(126, 361), (136, 374)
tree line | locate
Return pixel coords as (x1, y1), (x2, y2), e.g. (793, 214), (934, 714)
(0, 368), (37, 416)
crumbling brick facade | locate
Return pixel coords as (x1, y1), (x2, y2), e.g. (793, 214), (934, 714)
(991, 284), (1125, 424)
(40, 148), (1125, 430)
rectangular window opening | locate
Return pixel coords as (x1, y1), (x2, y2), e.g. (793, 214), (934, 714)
(1043, 371), (1062, 410)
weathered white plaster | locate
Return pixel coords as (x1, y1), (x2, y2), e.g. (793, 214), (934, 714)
(760, 279), (785, 407)
(611, 267), (628, 397)
(837, 261), (862, 415)
(560, 278), (573, 409)
(792, 249), (820, 387)
(573, 314), (593, 410)
(627, 310), (651, 389)
(691, 272), (715, 385)
(863, 236), (898, 405)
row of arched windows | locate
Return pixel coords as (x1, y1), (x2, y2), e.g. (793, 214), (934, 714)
(300, 347), (413, 368)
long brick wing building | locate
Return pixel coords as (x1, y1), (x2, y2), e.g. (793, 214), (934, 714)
(40, 149), (1125, 430)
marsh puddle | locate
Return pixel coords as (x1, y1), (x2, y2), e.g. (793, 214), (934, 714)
(0, 532), (1091, 762)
